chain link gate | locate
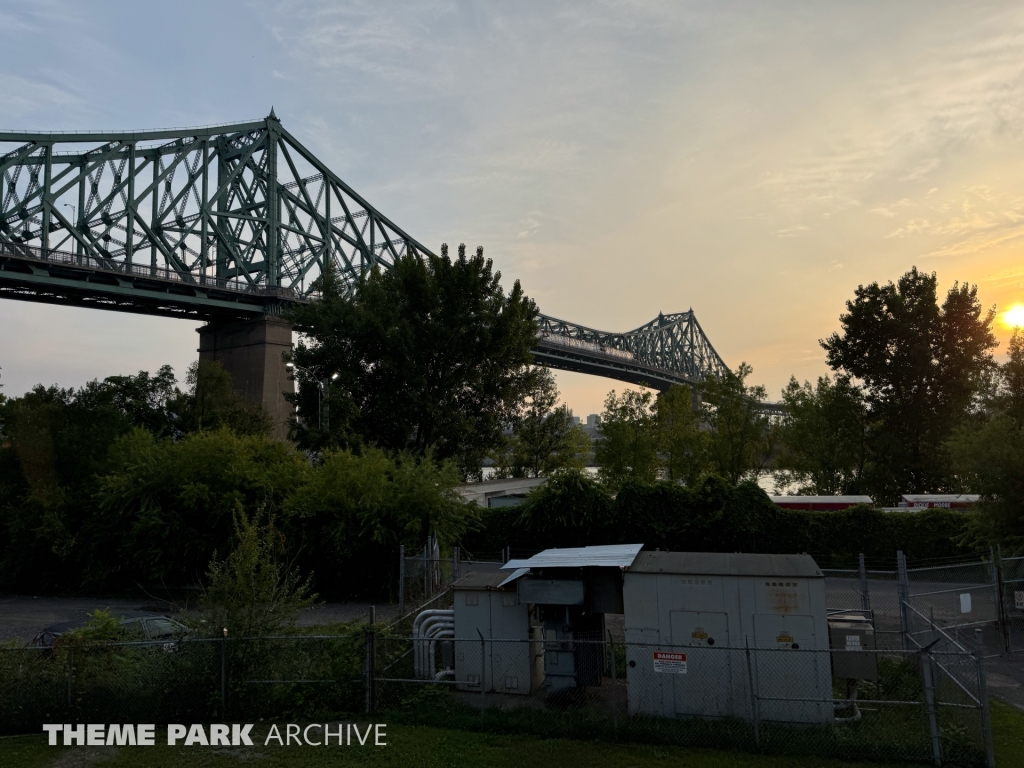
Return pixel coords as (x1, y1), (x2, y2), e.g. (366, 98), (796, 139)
(999, 549), (1024, 653)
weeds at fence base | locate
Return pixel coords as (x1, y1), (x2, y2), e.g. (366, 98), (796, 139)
(375, 681), (987, 767)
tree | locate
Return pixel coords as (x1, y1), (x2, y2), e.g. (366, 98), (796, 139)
(701, 364), (775, 484)
(284, 446), (476, 596)
(493, 369), (591, 478)
(822, 267), (996, 503)
(516, 470), (615, 548)
(96, 428), (308, 588)
(103, 365), (181, 438)
(177, 360), (271, 437)
(776, 375), (867, 495)
(654, 384), (708, 486)
(595, 388), (659, 490)
(203, 508), (316, 637)
(288, 245), (541, 477)
(947, 330), (1024, 551)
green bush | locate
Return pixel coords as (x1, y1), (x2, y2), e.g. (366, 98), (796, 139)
(462, 475), (973, 564)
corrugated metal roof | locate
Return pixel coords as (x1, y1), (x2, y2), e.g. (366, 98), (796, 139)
(500, 544), (643, 570)
(452, 571), (516, 590)
(627, 551), (823, 578)
(502, 559), (532, 570)
(497, 568), (531, 588)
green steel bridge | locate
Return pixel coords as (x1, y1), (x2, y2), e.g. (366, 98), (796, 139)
(0, 112), (730, 401)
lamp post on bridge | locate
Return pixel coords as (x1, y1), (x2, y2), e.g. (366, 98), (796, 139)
(285, 362), (338, 432)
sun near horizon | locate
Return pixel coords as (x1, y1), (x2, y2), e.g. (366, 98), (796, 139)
(1002, 305), (1024, 330)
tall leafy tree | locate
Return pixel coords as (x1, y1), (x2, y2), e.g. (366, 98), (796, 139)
(654, 384), (708, 486)
(96, 428), (308, 587)
(288, 245), (541, 477)
(947, 330), (1024, 551)
(776, 375), (867, 495)
(595, 389), (659, 490)
(701, 364), (776, 484)
(822, 268), (996, 503)
(493, 368), (591, 478)
(177, 360), (271, 436)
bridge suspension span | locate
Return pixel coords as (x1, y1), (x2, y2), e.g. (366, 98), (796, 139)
(0, 112), (736, 431)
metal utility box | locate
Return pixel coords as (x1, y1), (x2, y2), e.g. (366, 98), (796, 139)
(504, 545), (642, 694)
(828, 613), (878, 681)
(623, 552), (832, 724)
(453, 571), (540, 695)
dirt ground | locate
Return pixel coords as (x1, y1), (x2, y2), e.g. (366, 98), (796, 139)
(0, 595), (401, 644)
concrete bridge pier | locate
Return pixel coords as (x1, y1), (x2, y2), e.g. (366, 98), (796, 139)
(197, 316), (294, 440)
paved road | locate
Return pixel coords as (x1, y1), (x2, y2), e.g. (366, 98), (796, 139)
(0, 595), (400, 644)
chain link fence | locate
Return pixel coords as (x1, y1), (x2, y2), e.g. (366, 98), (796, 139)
(2, 548), (1015, 767)
(1, 624), (993, 765)
(372, 633), (991, 766)
(0, 632), (366, 736)
(824, 549), (1024, 657)
(1001, 553), (1024, 652)
(398, 539), (503, 612)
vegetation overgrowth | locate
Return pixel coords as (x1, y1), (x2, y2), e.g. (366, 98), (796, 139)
(0, 260), (1020, 605)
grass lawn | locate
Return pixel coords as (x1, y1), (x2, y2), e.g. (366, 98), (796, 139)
(3, 700), (1022, 768)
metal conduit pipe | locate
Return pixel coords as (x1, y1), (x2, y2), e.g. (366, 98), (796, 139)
(418, 618), (455, 679)
(413, 609), (453, 638)
(417, 615), (454, 676)
(434, 669), (455, 682)
(427, 628), (455, 681)
(412, 610), (454, 679)
(834, 680), (862, 723)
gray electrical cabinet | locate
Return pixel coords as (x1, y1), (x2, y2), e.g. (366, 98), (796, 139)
(623, 552), (832, 725)
(453, 571), (541, 695)
(828, 613), (878, 681)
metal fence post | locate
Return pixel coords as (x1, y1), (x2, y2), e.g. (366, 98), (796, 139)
(897, 550), (911, 651)
(66, 645), (73, 716)
(607, 631), (618, 738)
(977, 650), (996, 768)
(423, 537), (431, 599)
(919, 648), (942, 766)
(398, 544), (405, 614)
(453, 546), (460, 581)
(221, 629), (227, 717)
(858, 553), (871, 614)
(995, 545), (1009, 655)
(745, 637), (759, 747)
(364, 607), (376, 713)
(477, 629), (487, 716)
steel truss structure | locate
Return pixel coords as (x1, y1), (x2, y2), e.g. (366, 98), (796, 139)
(0, 111), (431, 319)
(534, 311), (730, 390)
(0, 111), (734, 391)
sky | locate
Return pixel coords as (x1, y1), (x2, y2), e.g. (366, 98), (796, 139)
(3, 1), (1024, 416)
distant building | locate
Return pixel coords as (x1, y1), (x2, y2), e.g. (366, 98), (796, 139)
(770, 495), (873, 511)
(899, 494), (979, 509)
(456, 476), (548, 508)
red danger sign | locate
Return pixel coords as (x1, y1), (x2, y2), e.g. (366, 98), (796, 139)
(653, 651), (687, 674)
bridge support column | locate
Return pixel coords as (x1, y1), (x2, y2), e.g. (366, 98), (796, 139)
(197, 316), (294, 440)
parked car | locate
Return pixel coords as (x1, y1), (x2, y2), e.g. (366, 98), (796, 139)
(31, 614), (187, 648)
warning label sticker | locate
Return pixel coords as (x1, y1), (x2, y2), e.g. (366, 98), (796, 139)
(1016, 591), (1024, 611)
(845, 635), (861, 649)
(653, 651), (687, 674)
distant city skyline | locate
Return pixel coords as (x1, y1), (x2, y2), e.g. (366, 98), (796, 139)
(3, 2), (1024, 417)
